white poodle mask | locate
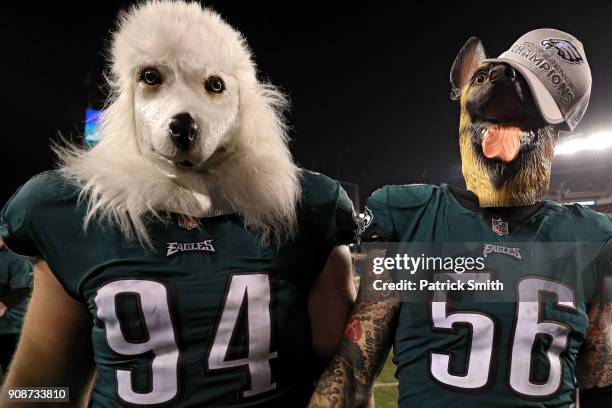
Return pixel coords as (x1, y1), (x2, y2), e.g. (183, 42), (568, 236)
(112, 1), (258, 170)
(57, 1), (301, 246)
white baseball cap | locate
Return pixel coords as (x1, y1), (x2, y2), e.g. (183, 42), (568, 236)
(485, 28), (591, 131)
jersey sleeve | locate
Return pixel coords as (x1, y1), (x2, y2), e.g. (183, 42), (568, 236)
(361, 184), (436, 242)
(299, 171), (358, 255)
(0, 172), (84, 301)
(8, 254), (33, 291)
(0, 252), (32, 309)
(294, 171), (358, 286)
(320, 180), (358, 251)
(362, 187), (394, 242)
(328, 183), (358, 246)
(0, 174), (49, 257)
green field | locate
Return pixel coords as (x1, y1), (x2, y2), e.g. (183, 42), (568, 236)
(373, 355), (398, 408)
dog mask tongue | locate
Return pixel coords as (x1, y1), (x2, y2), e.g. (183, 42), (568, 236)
(482, 125), (521, 163)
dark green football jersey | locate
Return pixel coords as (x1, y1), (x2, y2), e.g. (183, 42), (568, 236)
(0, 247), (32, 334)
(0, 170), (357, 408)
(363, 183), (612, 408)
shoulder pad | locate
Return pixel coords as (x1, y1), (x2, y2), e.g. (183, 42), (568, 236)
(384, 184), (436, 209)
(299, 170), (343, 208)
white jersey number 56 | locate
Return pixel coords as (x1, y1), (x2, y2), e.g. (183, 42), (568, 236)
(429, 274), (575, 398)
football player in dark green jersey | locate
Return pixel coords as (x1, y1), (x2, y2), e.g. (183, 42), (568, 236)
(0, 2), (358, 407)
(0, 238), (32, 374)
(311, 30), (612, 407)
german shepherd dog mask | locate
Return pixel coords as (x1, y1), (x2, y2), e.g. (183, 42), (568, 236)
(450, 38), (559, 207)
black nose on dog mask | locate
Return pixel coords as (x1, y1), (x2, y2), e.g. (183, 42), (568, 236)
(488, 64), (516, 84)
(169, 112), (199, 151)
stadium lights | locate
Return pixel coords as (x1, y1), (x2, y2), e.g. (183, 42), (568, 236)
(555, 131), (612, 155)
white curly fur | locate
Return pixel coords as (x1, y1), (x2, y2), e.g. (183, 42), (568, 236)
(55, 0), (301, 246)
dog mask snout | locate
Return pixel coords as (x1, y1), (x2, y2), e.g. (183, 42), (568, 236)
(169, 113), (199, 151)
(488, 63), (516, 85)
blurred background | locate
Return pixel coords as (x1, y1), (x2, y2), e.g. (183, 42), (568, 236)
(1, 0), (611, 216)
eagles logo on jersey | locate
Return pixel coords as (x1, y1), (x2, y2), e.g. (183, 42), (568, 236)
(361, 207), (374, 233)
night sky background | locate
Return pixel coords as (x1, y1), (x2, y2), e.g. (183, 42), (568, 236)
(2, 1), (612, 209)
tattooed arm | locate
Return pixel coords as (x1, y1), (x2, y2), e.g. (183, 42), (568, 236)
(576, 246), (612, 407)
(308, 249), (401, 408)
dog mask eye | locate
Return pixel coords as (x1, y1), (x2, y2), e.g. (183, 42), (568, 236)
(205, 76), (225, 94)
(139, 68), (162, 86)
(473, 72), (487, 85)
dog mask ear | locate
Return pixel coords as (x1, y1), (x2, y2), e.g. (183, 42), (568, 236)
(450, 37), (487, 100)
